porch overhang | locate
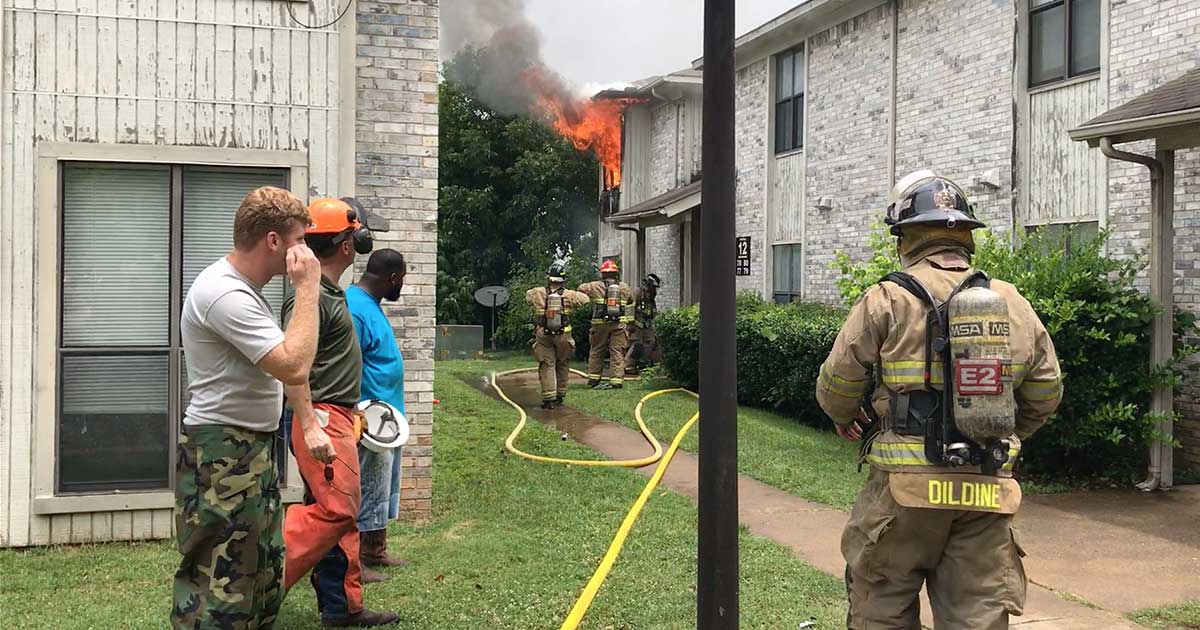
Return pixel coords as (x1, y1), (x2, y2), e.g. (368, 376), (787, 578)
(605, 180), (702, 228)
(1070, 65), (1200, 493)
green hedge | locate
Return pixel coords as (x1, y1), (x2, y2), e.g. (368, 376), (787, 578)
(657, 293), (846, 425)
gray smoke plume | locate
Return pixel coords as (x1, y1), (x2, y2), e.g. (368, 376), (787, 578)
(439, 0), (575, 117)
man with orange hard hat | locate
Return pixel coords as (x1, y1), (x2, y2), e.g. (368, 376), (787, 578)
(281, 197), (399, 627)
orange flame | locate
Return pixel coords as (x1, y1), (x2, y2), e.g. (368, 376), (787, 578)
(524, 68), (639, 189)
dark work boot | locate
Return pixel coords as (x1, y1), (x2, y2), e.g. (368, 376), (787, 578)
(555, 393), (566, 407)
(360, 565), (389, 584)
(361, 530), (409, 568)
(588, 379), (601, 388)
(541, 399), (555, 410)
(322, 608), (400, 627)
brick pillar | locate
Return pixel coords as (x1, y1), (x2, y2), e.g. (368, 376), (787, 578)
(355, 0), (439, 522)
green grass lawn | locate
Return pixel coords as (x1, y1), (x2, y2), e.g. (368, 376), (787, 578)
(0, 358), (847, 629)
(1130, 600), (1200, 629)
(447, 353), (865, 510)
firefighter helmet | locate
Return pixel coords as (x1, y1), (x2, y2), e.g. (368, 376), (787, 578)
(885, 171), (985, 237)
(599, 259), (620, 275)
(547, 262), (567, 283)
(643, 273), (662, 289)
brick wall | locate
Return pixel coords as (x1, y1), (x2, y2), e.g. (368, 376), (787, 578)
(895, 0), (1015, 233)
(1106, 0), (1200, 469)
(734, 58), (770, 295)
(803, 5), (892, 305)
(355, 0), (439, 522)
(646, 103), (684, 308)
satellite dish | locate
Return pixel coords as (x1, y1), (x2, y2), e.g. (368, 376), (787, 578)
(473, 286), (510, 307)
(473, 286), (510, 350)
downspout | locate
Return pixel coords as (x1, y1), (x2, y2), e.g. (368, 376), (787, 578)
(1100, 137), (1169, 492)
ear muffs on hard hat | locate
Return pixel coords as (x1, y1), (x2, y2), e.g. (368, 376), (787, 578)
(356, 399), (409, 452)
(307, 197), (375, 255)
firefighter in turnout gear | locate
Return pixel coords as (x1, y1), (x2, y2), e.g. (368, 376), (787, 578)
(578, 259), (634, 388)
(624, 273), (662, 375)
(525, 263), (590, 409)
(817, 171), (1062, 630)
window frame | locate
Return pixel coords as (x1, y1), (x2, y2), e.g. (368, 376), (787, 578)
(773, 45), (806, 155)
(1028, 0), (1101, 88)
(33, 142), (309, 514)
(1024, 220), (1100, 258)
(772, 243), (803, 304)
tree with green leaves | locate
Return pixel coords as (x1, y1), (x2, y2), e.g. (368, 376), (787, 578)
(437, 48), (599, 327)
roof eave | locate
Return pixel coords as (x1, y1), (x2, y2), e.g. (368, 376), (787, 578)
(690, 0), (887, 70)
(1070, 106), (1200, 149)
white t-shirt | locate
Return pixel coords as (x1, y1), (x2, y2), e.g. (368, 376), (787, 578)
(181, 257), (286, 432)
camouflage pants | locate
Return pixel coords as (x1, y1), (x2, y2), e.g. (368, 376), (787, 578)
(172, 425), (284, 630)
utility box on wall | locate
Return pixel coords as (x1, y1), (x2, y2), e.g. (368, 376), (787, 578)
(436, 325), (485, 360)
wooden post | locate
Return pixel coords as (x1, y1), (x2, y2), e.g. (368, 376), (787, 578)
(698, 0), (739, 627)
(1152, 149), (1175, 489)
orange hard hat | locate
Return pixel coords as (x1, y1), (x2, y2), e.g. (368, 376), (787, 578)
(599, 259), (619, 274)
(306, 197), (361, 234)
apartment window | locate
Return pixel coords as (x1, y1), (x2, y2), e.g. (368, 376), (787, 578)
(772, 244), (803, 304)
(774, 45), (805, 154)
(1026, 221), (1099, 257)
(1029, 0), (1101, 87)
(58, 163), (287, 493)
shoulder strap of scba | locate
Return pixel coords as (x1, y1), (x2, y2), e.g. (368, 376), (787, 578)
(876, 269), (991, 465)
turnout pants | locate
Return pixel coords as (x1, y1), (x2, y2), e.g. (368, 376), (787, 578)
(624, 323), (659, 372)
(533, 327), (575, 401)
(172, 425), (284, 630)
(842, 469), (1028, 630)
(587, 322), (628, 385)
(284, 404), (365, 620)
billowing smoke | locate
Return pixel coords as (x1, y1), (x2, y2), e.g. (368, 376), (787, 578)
(439, 0), (574, 117)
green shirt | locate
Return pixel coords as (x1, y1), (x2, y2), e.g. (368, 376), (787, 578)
(282, 274), (363, 407)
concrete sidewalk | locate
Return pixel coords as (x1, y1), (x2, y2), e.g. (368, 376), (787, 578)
(490, 372), (1197, 628)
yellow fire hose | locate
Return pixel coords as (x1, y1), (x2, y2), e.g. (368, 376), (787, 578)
(489, 368), (699, 630)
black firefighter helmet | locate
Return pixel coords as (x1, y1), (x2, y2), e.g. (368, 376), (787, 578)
(642, 273), (662, 290)
(884, 170), (986, 236)
(547, 262), (567, 284)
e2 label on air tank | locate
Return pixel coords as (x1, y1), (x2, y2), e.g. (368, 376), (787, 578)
(955, 358), (1003, 395)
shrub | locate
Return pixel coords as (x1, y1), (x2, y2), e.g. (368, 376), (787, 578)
(657, 292), (846, 425)
(832, 226), (1197, 478)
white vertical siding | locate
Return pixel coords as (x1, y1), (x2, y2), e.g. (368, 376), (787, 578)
(771, 153), (806, 242)
(1, 0), (343, 547)
(1024, 79), (1106, 225)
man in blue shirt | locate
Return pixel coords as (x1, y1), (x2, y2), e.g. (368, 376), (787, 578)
(346, 248), (410, 583)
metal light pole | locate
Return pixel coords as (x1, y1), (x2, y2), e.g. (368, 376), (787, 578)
(698, 0), (738, 628)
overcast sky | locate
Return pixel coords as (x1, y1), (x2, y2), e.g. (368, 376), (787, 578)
(524, 0), (803, 93)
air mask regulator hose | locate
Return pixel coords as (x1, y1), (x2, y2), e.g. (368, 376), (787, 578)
(489, 368), (699, 630)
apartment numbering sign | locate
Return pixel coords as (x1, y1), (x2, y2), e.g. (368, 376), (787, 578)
(736, 236), (751, 276)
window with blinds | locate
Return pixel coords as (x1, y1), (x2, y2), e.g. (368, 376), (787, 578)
(58, 162), (289, 494)
(772, 244), (803, 304)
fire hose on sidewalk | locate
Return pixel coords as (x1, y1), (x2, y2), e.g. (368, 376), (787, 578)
(488, 368), (699, 630)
